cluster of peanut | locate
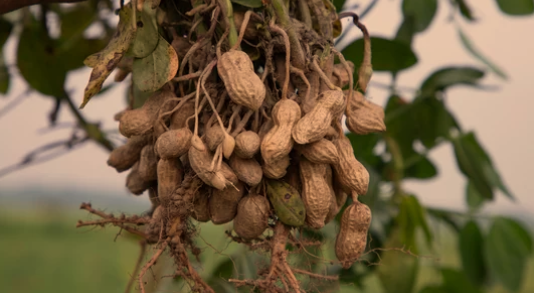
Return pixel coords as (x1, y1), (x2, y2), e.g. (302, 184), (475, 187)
(106, 9), (385, 269)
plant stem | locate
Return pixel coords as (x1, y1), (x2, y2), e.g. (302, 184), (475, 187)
(64, 92), (114, 152)
(271, 0), (306, 69)
(298, 0), (312, 28)
(221, 0), (238, 48)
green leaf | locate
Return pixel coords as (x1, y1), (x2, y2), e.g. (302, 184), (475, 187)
(332, 0), (346, 12)
(441, 268), (483, 293)
(231, 0), (263, 8)
(266, 180), (306, 226)
(0, 56), (8, 94)
(342, 37), (418, 72)
(420, 66), (485, 96)
(128, 1), (159, 58)
(384, 95), (418, 157)
(81, 4), (137, 108)
(401, 195), (433, 247)
(17, 16), (66, 97)
(427, 208), (461, 232)
(0, 18), (11, 94)
(452, 133), (494, 200)
(453, 132), (514, 200)
(459, 220), (486, 286)
(132, 35), (178, 92)
(419, 285), (448, 293)
(62, 38), (109, 71)
(484, 217), (533, 292)
(452, 0), (476, 21)
(495, 0), (534, 15)
(404, 155), (438, 179)
(0, 18), (12, 47)
(413, 97), (458, 148)
(458, 29), (507, 79)
(376, 227), (419, 293)
(466, 180), (485, 210)
(59, 3), (96, 41)
(395, 15), (416, 46)
(402, 0), (438, 32)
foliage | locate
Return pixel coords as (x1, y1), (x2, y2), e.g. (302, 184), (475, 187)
(1, 0), (533, 292)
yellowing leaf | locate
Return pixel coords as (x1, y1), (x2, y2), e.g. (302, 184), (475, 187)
(128, 0), (159, 58)
(80, 5), (137, 108)
(132, 35), (178, 92)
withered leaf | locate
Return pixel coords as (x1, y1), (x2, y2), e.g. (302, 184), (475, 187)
(80, 4), (137, 108)
(132, 35), (178, 92)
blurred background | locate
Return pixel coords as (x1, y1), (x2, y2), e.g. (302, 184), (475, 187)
(0, 0), (533, 292)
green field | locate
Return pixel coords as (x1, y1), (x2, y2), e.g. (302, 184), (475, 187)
(1, 206), (532, 293)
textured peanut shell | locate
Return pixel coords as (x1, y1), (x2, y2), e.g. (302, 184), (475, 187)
(261, 99), (301, 164)
(346, 99), (386, 135)
(258, 120), (274, 141)
(119, 90), (171, 138)
(299, 158), (331, 229)
(331, 61), (355, 88)
(138, 144), (158, 181)
(119, 109), (152, 138)
(335, 201), (372, 269)
(209, 192), (239, 225)
(333, 135), (369, 195)
(298, 139), (339, 165)
(191, 185), (211, 222)
(170, 100), (195, 130)
(126, 162), (154, 195)
(107, 134), (150, 172)
(292, 90), (345, 144)
(234, 131), (260, 159)
(325, 166), (347, 224)
(218, 50), (266, 111)
(188, 142), (237, 190)
(205, 124), (225, 151)
(157, 158), (183, 203)
(262, 155), (290, 179)
(155, 127), (193, 159)
(212, 181), (245, 203)
(229, 155), (262, 186)
(233, 194), (270, 239)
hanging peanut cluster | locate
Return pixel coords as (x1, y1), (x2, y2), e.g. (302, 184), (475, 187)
(79, 0), (386, 291)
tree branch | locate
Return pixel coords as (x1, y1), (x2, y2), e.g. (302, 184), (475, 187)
(0, 0), (87, 15)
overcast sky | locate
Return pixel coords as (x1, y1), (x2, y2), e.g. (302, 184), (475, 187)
(0, 1), (532, 215)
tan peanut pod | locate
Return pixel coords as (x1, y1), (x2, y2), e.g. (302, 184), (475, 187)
(258, 120), (274, 141)
(234, 131), (260, 159)
(346, 91), (386, 135)
(218, 50), (266, 111)
(330, 61), (355, 88)
(138, 144), (158, 181)
(233, 193), (270, 239)
(213, 181), (245, 203)
(297, 139), (339, 165)
(332, 135), (369, 195)
(261, 99), (301, 164)
(292, 90), (345, 144)
(191, 185), (211, 222)
(155, 127), (193, 159)
(148, 187), (160, 208)
(126, 162), (154, 195)
(299, 158), (331, 229)
(157, 158), (184, 203)
(301, 72), (320, 114)
(205, 124), (225, 151)
(153, 119), (167, 139)
(107, 134), (151, 172)
(262, 155), (290, 179)
(325, 166), (347, 224)
(209, 192), (239, 225)
(119, 109), (152, 138)
(188, 140), (237, 190)
(335, 201), (372, 269)
(170, 100), (195, 130)
(229, 155), (262, 186)
(119, 90), (172, 138)
(222, 134), (235, 159)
